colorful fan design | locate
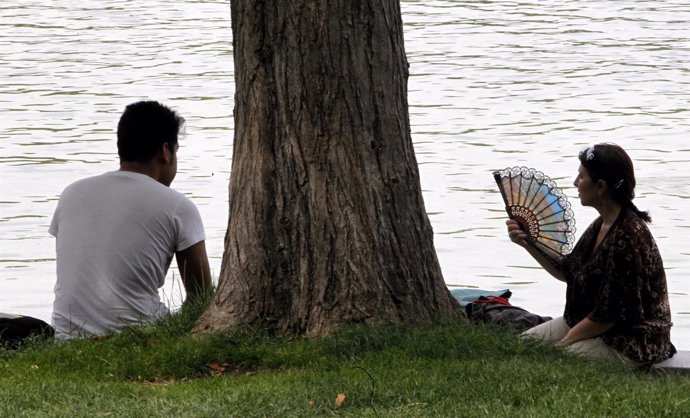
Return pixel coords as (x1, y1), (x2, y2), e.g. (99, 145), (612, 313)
(493, 167), (576, 258)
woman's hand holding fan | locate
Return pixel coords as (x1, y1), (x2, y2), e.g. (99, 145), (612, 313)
(506, 218), (530, 248)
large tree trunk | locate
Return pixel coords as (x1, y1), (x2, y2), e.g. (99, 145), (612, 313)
(193, 0), (463, 337)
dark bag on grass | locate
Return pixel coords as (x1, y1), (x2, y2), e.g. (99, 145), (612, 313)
(0, 314), (54, 349)
(465, 296), (552, 332)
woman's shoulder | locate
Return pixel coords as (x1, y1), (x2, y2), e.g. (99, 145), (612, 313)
(612, 208), (660, 254)
(619, 208), (653, 235)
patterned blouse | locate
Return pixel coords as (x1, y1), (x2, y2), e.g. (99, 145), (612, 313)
(560, 208), (676, 364)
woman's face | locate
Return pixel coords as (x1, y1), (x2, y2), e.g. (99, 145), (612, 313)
(573, 164), (598, 207)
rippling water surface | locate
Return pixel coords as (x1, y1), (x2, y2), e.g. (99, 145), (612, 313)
(1, 1), (689, 349)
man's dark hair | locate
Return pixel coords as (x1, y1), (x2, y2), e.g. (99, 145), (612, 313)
(117, 101), (185, 163)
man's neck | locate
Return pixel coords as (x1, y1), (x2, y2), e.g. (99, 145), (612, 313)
(119, 162), (161, 182)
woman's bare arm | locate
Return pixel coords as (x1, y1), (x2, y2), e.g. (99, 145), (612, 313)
(506, 219), (566, 282)
(556, 316), (615, 347)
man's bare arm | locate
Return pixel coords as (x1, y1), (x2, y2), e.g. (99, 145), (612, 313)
(175, 240), (212, 302)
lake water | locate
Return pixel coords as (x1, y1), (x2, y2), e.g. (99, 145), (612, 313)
(1, 1), (688, 349)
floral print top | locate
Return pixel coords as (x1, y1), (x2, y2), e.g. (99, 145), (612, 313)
(560, 208), (676, 364)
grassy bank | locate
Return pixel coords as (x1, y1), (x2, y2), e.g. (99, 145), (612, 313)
(1, 307), (688, 417)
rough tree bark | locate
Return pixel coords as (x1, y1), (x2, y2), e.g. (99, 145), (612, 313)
(193, 0), (463, 337)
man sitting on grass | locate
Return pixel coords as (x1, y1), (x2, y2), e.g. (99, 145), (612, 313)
(49, 100), (212, 340)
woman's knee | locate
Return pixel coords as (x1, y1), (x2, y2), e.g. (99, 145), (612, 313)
(521, 317), (569, 343)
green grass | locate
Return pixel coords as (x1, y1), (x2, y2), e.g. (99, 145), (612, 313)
(1, 305), (689, 417)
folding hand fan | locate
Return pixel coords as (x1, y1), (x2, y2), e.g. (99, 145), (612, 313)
(493, 167), (576, 259)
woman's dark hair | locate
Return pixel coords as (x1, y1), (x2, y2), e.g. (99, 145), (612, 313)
(578, 143), (651, 223)
(117, 101), (185, 163)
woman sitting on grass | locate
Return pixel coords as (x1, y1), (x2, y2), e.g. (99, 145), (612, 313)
(506, 143), (675, 365)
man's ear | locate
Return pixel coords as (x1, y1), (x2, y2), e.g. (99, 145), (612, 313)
(160, 142), (174, 163)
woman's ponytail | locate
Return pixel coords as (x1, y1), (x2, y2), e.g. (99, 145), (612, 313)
(626, 201), (651, 223)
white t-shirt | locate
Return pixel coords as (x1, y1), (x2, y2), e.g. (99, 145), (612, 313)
(49, 171), (205, 339)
